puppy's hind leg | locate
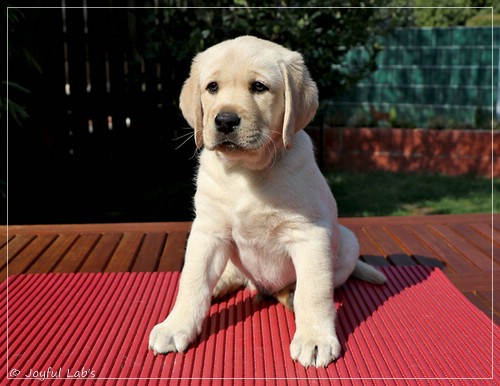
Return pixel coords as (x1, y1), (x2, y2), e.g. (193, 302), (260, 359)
(273, 283), (296, 312)
(212, 259), (248, 299)
(336, 225), (387, 285)
(333, 225), (361, 287)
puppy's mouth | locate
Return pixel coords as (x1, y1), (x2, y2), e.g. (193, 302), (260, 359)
(210, 132), (270, 154)
(214, 140), (250, 153)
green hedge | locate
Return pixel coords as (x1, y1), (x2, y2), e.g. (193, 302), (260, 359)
(327, 27), (499, 129)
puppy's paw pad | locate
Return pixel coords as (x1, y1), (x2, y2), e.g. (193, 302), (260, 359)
(290, 334), (341, 368)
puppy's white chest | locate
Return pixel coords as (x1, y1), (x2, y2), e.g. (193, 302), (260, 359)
(232, 200), (285, 241)
(230, 200), (296, 293)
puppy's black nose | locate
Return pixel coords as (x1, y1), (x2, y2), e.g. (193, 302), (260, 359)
(215, 112), (241, 134)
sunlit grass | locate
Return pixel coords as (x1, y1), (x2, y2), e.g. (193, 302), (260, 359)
(325, 171), (497, 217)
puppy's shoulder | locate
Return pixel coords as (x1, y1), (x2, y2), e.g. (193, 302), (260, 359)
(279, 131), (317, 171)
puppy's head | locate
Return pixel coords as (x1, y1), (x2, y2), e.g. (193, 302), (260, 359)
(180, 36), (318, 169)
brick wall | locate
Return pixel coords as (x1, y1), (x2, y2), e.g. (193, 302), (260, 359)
(308, 127), (499, 177)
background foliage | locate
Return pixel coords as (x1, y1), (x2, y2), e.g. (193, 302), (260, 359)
(4, 2), (497, 224)
(141, 1), (409, 103)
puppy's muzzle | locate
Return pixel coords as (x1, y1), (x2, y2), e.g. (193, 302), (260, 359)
(215, 112), (241, 134)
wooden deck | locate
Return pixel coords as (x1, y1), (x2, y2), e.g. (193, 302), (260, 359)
(1, 214), (498, 324)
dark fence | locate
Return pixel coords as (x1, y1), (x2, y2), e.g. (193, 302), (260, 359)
(9, 4), (197, 224)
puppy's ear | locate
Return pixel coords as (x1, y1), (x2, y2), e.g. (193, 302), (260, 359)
(280, 53), (318, 149)
(179, 58), (203, 148)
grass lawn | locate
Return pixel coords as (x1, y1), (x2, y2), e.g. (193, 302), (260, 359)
(326, 171), (497, 217)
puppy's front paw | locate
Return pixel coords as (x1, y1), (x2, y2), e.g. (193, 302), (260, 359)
(290, 332), (341, 367)
(148, 319), (194, 355)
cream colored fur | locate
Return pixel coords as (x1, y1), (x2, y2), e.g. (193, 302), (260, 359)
(149, 36), (386, 368)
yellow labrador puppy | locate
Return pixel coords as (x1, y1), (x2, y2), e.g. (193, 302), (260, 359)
(149, 36), (386, 368)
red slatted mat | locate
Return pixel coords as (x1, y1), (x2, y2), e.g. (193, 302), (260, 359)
(1, 266), (498, 385)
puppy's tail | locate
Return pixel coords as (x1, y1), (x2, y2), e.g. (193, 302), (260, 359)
(352, 260), (387, 285)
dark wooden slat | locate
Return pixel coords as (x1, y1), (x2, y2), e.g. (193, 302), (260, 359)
(485, 290), (500, 324)
(0, 235), (8, 248)
(131, 233), (166, 272)
(385, 225), (445, 268)
(405, 224), (479, 274)
(446, 272), (494, 292)
(476, 291), (499, 324)
(26, 233), (79, 274)
(494, 214), (500, 230)
(1, 234), (58, 277)
(468, 221), (500, 264)
(80, 233), (122, 273)
(429, 223), (493, 271)
(340, 213), (492, 226)
(349, 226), (389, 266)
(468, 221), (500, 247)
(53, 233), (100, 273)
(362, 226), (417, 266)
(158, 231), (187, 272)
(3, 222), (192, 235)
(446, 222), (497, 265)
(0, 234), (36, 271)
(462, 292), (493, 321)
(476, 291), (494, 312)
(105, 232), (144, 273)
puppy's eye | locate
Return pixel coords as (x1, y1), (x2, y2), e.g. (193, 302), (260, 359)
(206, 82), (219, 94)
(251, 81), (269, 94)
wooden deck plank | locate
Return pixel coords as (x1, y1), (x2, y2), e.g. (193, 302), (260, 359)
(430, 223), (493, 271)
(0, 234), (57, 278)
(26, 233), (79, 274)
(448, 222), (497, 264)
(158, 231), (187, 272)
(0, 234), (35, 271)
(0, 234), (8, 248)
(446, 272), (494, 292)
(403, 223), (479, 274)
(4, 222), (192, 235)
(468, 222), (500, 265)
(486, 290), (500, 324)
(349, 226), (391, 267)
(469, 221), (500, 246)
(361, 226), (417, 266)
(476, 291), (499, 324)
(384, 225), (445, 268)
(53, 233), (100, 273)
(79, 233), (122, 273)
(104, 232), (144, 273)
(340, 213), (491, 226)
(462, 292), (494, 322)
(131, 233), (167, 272)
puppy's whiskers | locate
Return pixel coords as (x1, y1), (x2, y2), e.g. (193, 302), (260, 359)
(173, 132), (195, 150)
(173, 130), (194, 140)
(189, 147), (201, 160)
(262, 133), (279, 168)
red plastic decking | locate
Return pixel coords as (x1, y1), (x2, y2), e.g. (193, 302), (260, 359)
(1, 266), (498, 385)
